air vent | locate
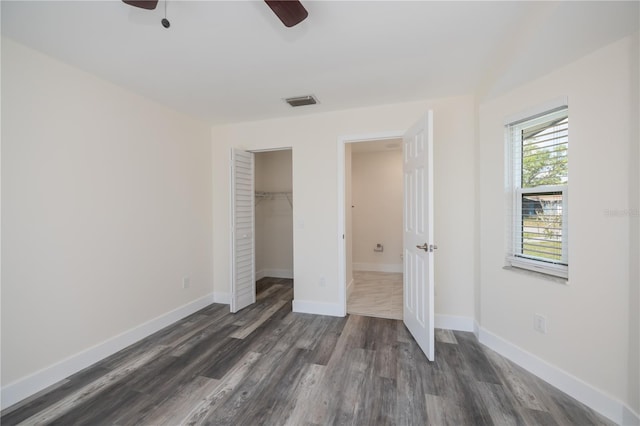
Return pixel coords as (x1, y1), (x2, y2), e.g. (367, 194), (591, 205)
(284, 95), (318, 107)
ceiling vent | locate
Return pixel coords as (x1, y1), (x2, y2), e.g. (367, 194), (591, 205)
(284, 95), (318, 107)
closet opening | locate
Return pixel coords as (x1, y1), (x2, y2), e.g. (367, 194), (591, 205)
(345, 139), (403, 320)
(254, 149), (294, 306)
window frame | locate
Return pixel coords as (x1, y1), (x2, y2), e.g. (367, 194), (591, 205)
(505, 104), (569, 280)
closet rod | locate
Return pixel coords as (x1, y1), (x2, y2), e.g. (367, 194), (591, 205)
(255, 191), (293, 208)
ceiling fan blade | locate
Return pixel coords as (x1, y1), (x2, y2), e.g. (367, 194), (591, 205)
(122, 0), (158, 11)
(264, 1), (308, 27)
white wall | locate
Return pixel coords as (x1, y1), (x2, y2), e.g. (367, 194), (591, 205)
(1, 39), (213, 396)
(254, 150), (293, 279)
(212, 95), (476, 319)
(351, 149), (403, 272)
(478, 34), (638, 415)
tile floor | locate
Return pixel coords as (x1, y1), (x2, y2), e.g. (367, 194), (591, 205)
(347, 270), (403, 320)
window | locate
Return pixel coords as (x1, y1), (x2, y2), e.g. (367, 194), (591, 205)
(506, 106), (568, 279)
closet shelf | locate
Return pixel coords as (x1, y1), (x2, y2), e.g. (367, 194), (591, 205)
(255, 191), (293, 208)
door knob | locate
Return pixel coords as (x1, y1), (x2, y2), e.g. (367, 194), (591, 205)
(416, 243), (428, 251)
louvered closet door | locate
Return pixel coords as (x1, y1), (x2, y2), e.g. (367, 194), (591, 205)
(231, 149), (256, 313)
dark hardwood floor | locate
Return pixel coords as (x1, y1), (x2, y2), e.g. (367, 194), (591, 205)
(2, 277), (612, 425)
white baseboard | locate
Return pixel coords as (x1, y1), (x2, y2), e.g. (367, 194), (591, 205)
(213, 291), (230, 304)
(478, 326), (632, 425)
(1, 293), (214, 410)
(434, 314), (474, 332)
(353, 263), (403, 273)
(256, 268), (293, 280)
(292, 299), (344, 317)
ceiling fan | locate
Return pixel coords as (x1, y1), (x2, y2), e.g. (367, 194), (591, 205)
(122, 1), (308, 28)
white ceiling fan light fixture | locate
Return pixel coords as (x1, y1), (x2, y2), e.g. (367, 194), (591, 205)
(122, 0), (307, 29)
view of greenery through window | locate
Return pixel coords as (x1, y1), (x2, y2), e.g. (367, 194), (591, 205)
(520, 115), (568, 262)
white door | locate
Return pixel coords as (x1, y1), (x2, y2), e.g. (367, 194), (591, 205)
(403, 111), (435, 361)
(230, 149), (256, 313)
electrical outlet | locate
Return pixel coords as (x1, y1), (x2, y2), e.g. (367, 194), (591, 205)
(534, 313), (547, 334)
(182, 276), (191, 289)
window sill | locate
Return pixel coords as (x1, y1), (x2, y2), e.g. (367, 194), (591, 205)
(503, 265), (568, 284)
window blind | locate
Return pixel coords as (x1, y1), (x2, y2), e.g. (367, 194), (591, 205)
(506, 106), (569, 277)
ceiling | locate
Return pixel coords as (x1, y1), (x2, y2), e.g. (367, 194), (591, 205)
(2, 1), (638, 125)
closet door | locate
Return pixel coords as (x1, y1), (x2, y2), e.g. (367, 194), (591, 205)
(230, 149), (256, 313)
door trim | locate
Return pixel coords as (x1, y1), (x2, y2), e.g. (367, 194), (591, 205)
(336, 131), (405, 317)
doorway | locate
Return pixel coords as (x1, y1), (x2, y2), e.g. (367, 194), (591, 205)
(344, 139), (403, 320)
(337, 113), (435, 360)
(254, 150), (294, 304)
(230, 148), (293, 313)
